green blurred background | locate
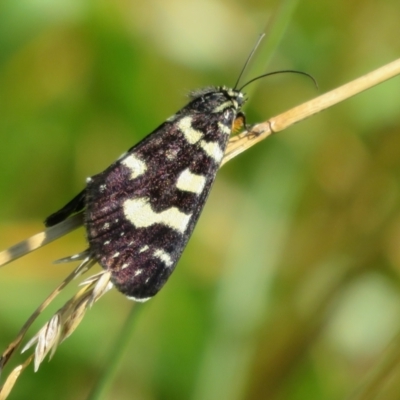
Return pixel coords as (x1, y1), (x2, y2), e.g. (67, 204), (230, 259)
(1, 0), (400, 399)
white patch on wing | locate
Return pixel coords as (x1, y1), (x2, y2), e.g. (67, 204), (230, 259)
(177, 116), (203, 144)
(121, 154), (147, 180)
(176, 169), (206, 194)
(200, 140), (224, 163)
(153, 248), (173, 267)
(123, 198), (191, 233)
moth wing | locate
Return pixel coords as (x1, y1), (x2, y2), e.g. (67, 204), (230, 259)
(45, 190), (86, 227)
(85, 107), (234, 299)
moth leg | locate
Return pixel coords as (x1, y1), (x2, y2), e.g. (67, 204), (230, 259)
(53, 249), (91, 264)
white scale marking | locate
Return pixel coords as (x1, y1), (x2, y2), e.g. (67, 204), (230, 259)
(121, 154), (147, 180)
(212, 101), (233, 113)
(112, 252), (120, 258)
(200, 140), (224, 163)
(128, 296), (151, 302)
(218, 122), (231, 135)
(153, 249), (173, 267)
(123, 198), (191, 233)
(139, 245), (149, 253)
(121, 263), (129, 270)
(134, 269), (143, 276)
(176, 168), (206, 195)
(177, 116), (203, 144)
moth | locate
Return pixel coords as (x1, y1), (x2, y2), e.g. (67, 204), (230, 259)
(44, 86), (247, 302)
(0, 35), (311, 303)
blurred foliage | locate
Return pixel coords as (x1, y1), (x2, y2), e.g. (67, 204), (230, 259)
(1, 0), (400, 399)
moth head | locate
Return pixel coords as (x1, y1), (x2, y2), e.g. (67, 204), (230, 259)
(188, 86), (247, 114)
(221, 86), (247, 109)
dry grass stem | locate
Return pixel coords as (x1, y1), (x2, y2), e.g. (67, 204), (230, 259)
(0, 264), (112, 397)
(21, 268), (111, 371)
(21, 314), (62, 371)
(0, 256), (97, 382)
(0, 212), (84, 268)
(0, 355), (34, 400)
(223, 58), (400, 165)
(0, 255), (92, 373)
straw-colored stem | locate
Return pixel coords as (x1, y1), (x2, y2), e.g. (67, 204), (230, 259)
(223, 58), (400, 165)
(0, 257), (93, 372)
(0, 212), (84, 268)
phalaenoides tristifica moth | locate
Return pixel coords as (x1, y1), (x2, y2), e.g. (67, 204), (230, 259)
(0, 35), (312, 303)
(44, 85), (247, 302)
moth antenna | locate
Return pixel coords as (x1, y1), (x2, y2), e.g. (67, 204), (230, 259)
(239, 70), (318, 92)
(233, 33), (266, 90)
(0, 213), (84, 268)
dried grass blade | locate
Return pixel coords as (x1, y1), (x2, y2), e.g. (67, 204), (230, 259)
(0, 212), (84, 268)
(0, 256), (95, 372)
(223, 58), (400, 165)
(0, 355), (34, 400)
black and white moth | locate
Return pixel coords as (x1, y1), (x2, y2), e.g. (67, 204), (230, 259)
(0, 35), (313, 303)
(44, 86), (247, 302)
